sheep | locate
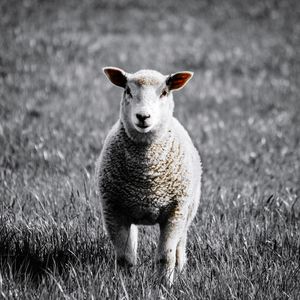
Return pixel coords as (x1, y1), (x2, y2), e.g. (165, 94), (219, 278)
(96, 67), (202, 284)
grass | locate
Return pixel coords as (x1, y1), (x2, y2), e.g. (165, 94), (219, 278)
(0, 0), (300, 298)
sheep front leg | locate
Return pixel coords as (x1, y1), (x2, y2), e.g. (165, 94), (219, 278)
(157, 218), (185, 284)
(116, 224), (138, 266)
(105, 217), (138, 266)
(176, 231), (187, 272)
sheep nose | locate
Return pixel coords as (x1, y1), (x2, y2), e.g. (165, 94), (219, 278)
(136, 113), (150, 122)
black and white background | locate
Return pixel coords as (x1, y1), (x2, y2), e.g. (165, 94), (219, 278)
(0, 0), (299, 298)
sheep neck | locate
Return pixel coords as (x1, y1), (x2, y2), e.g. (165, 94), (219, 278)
(119, 125), (175, 166)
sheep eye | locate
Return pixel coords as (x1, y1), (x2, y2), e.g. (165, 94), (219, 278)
(160, 90), (168, 98)
(125, 87), (132, 97)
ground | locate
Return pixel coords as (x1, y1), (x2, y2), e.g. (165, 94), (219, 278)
(0, 0), (300, 299)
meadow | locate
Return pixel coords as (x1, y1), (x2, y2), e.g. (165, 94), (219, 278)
(0, 0), (299, 298)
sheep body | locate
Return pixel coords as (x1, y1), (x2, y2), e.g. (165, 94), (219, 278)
(98, 118), (201, 225)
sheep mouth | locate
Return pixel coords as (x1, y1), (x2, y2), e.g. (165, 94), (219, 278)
(134, 123), (153, 133)
(136, 124), (150, 129)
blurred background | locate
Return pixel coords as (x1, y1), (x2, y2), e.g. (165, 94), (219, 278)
(1, 0), (299, 200)
(0, 0), (299, 298)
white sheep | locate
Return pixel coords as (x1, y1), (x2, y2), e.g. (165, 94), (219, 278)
(96, 67), (202, 284)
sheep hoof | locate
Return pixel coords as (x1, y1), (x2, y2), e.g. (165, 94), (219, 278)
(117, 257), (134, 268)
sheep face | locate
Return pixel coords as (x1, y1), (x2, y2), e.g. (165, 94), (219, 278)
(103, 67), (193, 144)
(121, 72), (174, 144)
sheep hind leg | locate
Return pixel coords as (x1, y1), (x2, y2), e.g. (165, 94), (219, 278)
(176, 185), (201, 272)
(107, 221), (138, 267)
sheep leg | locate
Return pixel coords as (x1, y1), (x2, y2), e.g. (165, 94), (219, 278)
(157, 220), (185, 284)
(106, 219), (138, 266)
(175, 184), (201, 271)
(176, 231), (187, 272)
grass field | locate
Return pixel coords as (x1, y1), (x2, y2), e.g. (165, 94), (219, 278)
(1, 0), (300, 298)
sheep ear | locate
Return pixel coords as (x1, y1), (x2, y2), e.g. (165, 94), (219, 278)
(103, 67), (127, 88)
(166, 71), (193, 91)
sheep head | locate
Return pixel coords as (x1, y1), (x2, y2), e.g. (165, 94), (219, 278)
(103, 67), (193, 144)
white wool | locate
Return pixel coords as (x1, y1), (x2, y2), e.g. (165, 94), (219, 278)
(96, 68), (202, 284)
